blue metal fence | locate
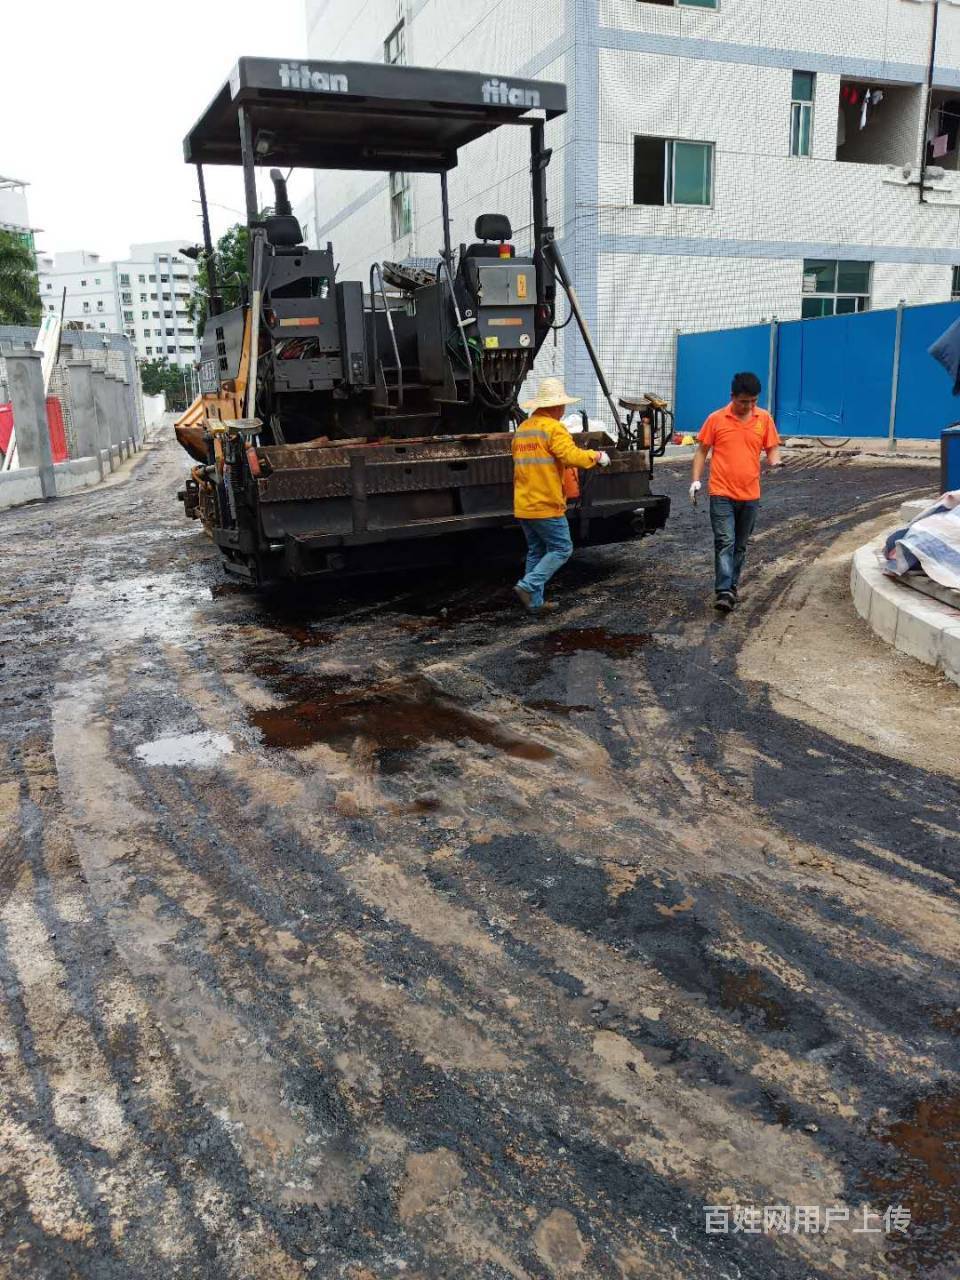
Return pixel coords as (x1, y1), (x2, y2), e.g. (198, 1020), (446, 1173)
(674, 300), (960, 441)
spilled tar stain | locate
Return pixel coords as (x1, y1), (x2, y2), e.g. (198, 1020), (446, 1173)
(715, 965), (789, 1032)
(250, 672), (553, 766)
(868, 1091), (960, 1276)
(534, 628), (652, 658)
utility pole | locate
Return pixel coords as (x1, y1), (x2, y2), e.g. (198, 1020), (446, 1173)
(920, 0), (942, 205)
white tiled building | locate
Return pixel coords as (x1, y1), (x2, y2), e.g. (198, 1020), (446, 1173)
(299, 0), (960, 412)
(37, 242), (199, 365)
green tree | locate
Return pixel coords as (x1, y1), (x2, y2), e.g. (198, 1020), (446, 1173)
(140, 357), (193, 412)
(0, 230), (41, 326)
(188, 223), (250, 338)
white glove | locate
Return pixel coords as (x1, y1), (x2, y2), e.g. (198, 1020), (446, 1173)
(596, 451), (611, 467)
(689, 480), (702, 505)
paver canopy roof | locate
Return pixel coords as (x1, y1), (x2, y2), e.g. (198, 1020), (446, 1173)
(184, 58), (567, 173)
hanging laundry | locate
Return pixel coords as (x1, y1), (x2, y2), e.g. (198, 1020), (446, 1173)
(940, 100), (960, 153)
(934, 134), (950, 159)
(860, 92), (870, 130)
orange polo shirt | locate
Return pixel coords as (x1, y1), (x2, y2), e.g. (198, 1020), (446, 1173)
(698, 405), (780, 502)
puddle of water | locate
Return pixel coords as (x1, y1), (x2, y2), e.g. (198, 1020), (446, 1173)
(714, 966), (789, 1031)
(526, 700), (593, 718)
(534, 628), (652, 658)
(250, 674), (553, 764)
(135, 731), (235, 767)
(71, 573), (200, 646)
(867, 1091), (960, 1275)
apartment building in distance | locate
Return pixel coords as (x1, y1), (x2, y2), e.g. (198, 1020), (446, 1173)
(298, 0), (960, 411)
(37, 242), (199, 364)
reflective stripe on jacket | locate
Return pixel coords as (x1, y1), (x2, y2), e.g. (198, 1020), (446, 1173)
(512, 413), (598, 519)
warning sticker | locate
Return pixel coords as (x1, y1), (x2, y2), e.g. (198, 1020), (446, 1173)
(484, 336), (500, 349)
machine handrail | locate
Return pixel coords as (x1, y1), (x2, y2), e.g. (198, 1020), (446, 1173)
(436, 257), (475, 407)
(369, 263), (404, 409)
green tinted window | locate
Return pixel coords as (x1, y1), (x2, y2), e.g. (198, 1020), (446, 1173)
(792, 72), (815, 102)
(670, 141), (713, 206)
(679, 0), (718, 7)
(802, 298), (834, 319)
(837, 261), (871, 294)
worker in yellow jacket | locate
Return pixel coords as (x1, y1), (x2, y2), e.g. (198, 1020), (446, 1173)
(512, 377), (610, 612)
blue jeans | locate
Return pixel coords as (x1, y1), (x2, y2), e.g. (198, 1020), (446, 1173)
(710, 497), (759, 595)
(517, 516), (573, 608)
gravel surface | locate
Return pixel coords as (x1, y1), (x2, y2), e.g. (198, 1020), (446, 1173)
(0, 433), (957, 1279)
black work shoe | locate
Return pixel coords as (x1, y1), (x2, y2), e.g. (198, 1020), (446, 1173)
(715, 591), (736, 613)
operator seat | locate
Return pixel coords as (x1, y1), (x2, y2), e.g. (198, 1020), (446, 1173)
(460, 213), (513, 294)
(263, 214), (304, 251)
(466, 213), (512, 258)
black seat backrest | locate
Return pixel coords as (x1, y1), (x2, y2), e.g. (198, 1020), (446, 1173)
(264, 214), (303, 248)
(475, 213), (512, 242)
(464, 213), (513, 260)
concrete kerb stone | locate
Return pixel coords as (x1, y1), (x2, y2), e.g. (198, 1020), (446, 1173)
(898, 497), (936, 525)
(851, 540), (960, 685)
(0, 467), (42, 511)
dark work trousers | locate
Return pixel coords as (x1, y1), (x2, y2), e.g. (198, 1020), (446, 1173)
(710, 496), (759, 595)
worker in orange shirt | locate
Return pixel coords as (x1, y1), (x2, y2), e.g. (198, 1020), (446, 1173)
(512, 378), (610, 612)
(690, 372), (783, 613)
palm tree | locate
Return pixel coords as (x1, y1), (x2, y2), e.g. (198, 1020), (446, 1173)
(0, 230), (41, 326)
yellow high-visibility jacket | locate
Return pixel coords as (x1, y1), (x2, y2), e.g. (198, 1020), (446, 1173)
(512, 413), (599, 519)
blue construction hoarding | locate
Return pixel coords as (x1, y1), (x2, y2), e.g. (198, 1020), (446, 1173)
(675, 301), (960, 440)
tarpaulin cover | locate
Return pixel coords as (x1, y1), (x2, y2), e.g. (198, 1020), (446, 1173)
(885, 490), (960, 590)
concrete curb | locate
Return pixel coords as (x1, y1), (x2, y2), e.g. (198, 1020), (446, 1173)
(851, 540), (960, 686)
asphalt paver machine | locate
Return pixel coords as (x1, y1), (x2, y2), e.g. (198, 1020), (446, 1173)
(175, 57), (671, 584)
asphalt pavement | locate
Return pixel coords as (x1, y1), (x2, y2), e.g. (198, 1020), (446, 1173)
(0, 432), (956, 1279)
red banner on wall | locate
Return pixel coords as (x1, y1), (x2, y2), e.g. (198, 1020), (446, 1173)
(46, 397), (68, 463)
(0, 403), (12, 456)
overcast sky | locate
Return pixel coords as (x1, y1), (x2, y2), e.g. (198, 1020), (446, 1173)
(2, 0), (309, 261)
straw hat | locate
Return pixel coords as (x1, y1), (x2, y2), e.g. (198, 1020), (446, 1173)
(520, 376), (581, 412)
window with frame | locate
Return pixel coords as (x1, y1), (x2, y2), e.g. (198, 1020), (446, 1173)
(791, 72), (815, 157)
(639, 0), (717, 7)
(801, 259), (872, 317)
(952, 265), (960, 300)
(146, 347), (153, 355)
(120, 273), (130, 285)
(384, 19), (405, 65)
(390, 170), (413, 240)
(138, 274), (145, 283)
(123, 310), (134, 322)
(634, 137), (713, 206)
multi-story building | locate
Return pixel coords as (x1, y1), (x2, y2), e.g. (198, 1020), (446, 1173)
(37, 241), (199, 365)
(299, 0), (960, 411)
(0, 176), (40, 253)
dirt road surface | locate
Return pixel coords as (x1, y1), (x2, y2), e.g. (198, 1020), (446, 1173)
(1, 432), (958, 1279)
